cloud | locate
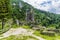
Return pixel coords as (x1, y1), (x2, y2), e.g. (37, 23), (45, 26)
(22, 0), (60, 14)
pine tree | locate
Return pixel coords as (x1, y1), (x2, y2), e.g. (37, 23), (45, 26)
(0, 0), (10, 29)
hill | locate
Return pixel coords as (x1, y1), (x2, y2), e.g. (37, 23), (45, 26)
(10, 0), (60, 28)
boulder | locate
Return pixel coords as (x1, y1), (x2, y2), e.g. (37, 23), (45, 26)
(41, 31), (55, 36)
(47, 29), (60, 33)
(32, 26), (40, 31)
(53, 29), (60, 33)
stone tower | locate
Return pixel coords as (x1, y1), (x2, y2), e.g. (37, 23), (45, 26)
(26, 7), (34, 23)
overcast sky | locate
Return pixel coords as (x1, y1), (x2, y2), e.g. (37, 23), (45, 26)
(22, 0), (60, 14)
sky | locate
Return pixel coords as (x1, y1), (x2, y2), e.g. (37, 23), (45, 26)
(22, 0), (60, 14)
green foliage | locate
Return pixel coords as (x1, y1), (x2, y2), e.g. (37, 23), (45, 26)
(34, 9), (60, 28)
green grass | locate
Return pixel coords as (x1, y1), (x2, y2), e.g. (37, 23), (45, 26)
(12, 24), (20, 28)
(22, 25), (31, 29)
(0, 22), (11, 34)
(33, 30), (60, 40)
(12, 24), (31, 29)
(0, 35), (38, 40)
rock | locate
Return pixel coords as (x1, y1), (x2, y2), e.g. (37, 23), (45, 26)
(41, 31), (55, 36)
(47, 29), (60, 33)
(53, 29), (60, 33)
(32, 27), (40, 30)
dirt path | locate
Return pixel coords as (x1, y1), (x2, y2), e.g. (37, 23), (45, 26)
(0, 28), (45, 40)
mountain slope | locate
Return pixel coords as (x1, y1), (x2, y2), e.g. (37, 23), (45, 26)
(10, 0), (60, 28)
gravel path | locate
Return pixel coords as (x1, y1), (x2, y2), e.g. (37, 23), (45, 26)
(0, 28), (45, 40)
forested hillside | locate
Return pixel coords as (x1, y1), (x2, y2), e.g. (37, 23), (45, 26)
(0, 0), (60, 30)
(10, 0), (60, 29)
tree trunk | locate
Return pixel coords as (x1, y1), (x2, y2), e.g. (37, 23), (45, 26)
(2, 18), (5, 29)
